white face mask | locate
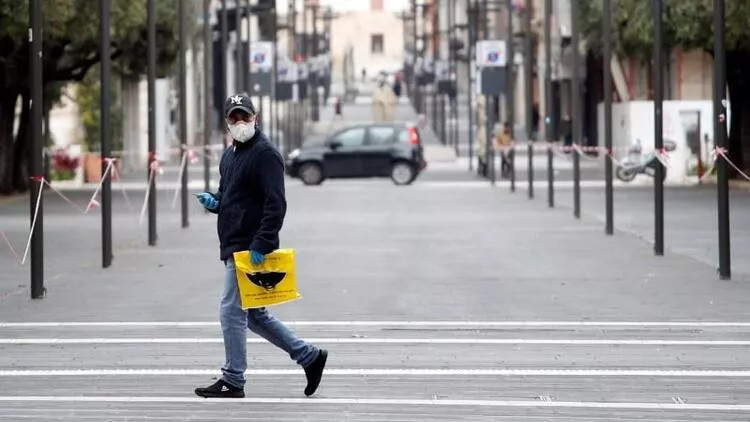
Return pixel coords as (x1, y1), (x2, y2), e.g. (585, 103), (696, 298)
(228, 121), (255, 143)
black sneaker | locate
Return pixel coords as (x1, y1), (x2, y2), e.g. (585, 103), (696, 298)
(304, 349), (328, 397)
(194, 379), (245, 398)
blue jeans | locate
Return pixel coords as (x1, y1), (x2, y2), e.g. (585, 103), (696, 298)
(220, 257), (319, 388)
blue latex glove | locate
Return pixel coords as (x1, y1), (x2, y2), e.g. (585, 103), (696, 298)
(250, 250), (266, 266)
(196, 192), (219, 211)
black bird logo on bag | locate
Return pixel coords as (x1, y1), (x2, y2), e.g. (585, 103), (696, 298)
(246, 272), (286, 290)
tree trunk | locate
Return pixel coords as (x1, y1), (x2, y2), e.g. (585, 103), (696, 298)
(0, 91), (19, 195)
(12, 94), (30, 192)
(726, 50), (750, 175)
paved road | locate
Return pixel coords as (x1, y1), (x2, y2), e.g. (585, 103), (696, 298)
(2, 177), (750, 420)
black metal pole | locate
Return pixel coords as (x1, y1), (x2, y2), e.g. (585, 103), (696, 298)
(221, 0), (228, 111)
(100, 0), (113, 267)
(147, 0), (157, 246)
(203, 0), (211, 193)
(310, 4), (319, 122)
(487, 94), (496, 186)
(506, 0), (515, 192)
(525, 0), (533, 198)
(273, 6), (279, 148)
(545, 0), (553, 208)
(302, 0), (308, 120)
(235, 0), (242, 94)
(245, 0), (252, 93)
(653, 0), (664, 255)
(467, 1), (474, 171)
(714, 0), (730, 279)
(29, 0), (44, 299)
(440, 95), (446, 146)
(288, 0), (295, 155)
(448, 2), (457, 154)
(571, 0), (581, 218)
(603, 0), (613, 234)
(179, 0), (189, 228)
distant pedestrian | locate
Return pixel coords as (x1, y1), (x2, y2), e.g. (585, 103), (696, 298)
(562, 114), (573, 148)
(495, 121), (513, 178)
(392, 72), (403, 97)
(194, 93), (328, 399)
(373, 80), (397, 122)
(334, 96), (343, 119)
(531, 103), (540, 141)
(361, 68), (367, 82)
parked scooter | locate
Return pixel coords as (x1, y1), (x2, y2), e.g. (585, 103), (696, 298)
(615, 140), (676, 182)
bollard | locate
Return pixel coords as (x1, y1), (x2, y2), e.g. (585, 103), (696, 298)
(547, 146), (554, 208)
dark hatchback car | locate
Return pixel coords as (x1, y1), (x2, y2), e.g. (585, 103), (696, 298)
(286, 123), (426, 185)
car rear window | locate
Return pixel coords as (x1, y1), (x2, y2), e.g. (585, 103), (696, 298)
(369, 127), (397, 145)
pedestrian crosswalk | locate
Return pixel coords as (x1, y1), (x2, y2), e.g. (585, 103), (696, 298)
(1, 321), (749, 420)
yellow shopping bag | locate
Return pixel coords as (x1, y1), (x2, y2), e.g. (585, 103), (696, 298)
(233, 249), (301, 310)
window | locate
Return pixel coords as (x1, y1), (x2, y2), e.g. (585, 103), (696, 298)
(371, 34), (384, 54)
(331, 127), (366, 148)
(368, 126), (396, 145)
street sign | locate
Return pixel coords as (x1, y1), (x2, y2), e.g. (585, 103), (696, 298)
(476, 40), (507, 67)
(478, 67), (507, 95)
(250, 41), (273, 72)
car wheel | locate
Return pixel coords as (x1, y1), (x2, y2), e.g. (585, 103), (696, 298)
(390, 161), (415, 185)
(299, 163), (324, 185)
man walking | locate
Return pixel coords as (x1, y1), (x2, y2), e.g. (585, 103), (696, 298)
(194, 93), (328, 398)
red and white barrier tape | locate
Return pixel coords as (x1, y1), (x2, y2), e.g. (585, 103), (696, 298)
(714, 147), (750, 182)
(41, 158), (118, 215)
(139, 158), (162, 225)
(84, 158), (116, 213)
(0, 177), (44, 265)
(170, 151), (189, 210)
(654, 148), (671, 169)
(572, 144), (603, 162)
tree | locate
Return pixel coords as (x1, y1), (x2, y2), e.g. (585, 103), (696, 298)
(0, 0), (180, 194)
(580, 0), (750, 174)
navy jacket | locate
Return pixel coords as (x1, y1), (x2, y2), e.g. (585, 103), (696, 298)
(212, 131), (286, 261)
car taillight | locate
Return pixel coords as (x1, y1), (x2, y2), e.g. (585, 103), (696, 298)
(408, 127), (420, 146)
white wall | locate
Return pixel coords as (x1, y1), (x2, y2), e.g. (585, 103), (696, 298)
(597, 100), (716, 184)
(330, 10), (405, 79)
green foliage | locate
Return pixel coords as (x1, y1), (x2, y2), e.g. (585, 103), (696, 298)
(75, 67), (123, 153)
(580, 0), (750, 59)
(0, 0), (180, 90)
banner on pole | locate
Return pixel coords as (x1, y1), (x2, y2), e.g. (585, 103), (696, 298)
(250, 41), (273, 72)
(476, 40), (508, 67)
